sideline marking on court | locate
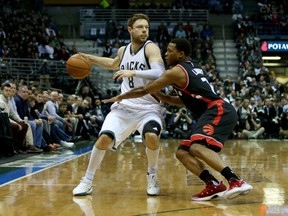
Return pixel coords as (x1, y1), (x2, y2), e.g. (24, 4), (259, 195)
(0, 144), (93, 187)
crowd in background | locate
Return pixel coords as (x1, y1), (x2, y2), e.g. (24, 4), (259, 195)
(0, 82), (111, 157)
(1, 0), (288, 158)
(0, 0), (77, 60)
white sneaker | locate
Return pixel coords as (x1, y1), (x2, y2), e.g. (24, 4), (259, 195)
(147, 173), (160, 196)
(61, 141), (74, 148)
(73, 178), (93, 196)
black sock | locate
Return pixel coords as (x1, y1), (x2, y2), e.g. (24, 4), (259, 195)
(221, 166), (239, 181)
(199, 170), (219, 184)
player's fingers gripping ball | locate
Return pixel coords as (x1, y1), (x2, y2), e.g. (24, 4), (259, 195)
(66, 53), (92, 79)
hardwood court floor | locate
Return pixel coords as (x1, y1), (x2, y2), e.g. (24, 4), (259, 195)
(0, 138), (288, 216)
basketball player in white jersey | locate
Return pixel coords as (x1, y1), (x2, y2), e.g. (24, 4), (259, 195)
(73, 13), (165, 196)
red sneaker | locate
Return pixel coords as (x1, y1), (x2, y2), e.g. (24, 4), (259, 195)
(224, 179), (253, 200)
(192, 181), (227, 201)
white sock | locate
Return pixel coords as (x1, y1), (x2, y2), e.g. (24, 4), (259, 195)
(84, 146), (106, 182)
(146, 147), (160, 175)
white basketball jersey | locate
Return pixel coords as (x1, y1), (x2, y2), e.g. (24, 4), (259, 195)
(117, 40), (160, 109)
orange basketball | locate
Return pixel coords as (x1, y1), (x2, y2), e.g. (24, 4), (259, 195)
(66, 54), (92, 79)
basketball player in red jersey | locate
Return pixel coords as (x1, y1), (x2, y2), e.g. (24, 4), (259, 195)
(103, 38), (253, 201)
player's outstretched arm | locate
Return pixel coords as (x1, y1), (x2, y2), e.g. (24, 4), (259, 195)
(152, 91), (184, 106)
(103, 68), (176, 104)
(79, 46), (125, 70)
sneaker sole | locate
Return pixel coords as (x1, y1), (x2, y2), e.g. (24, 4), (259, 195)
(191, 191), (226, 201)
(241, 190), (251, 195)
(147, 190), (160, 196)
(73, 187), (93, 196)
(224, 185), (253, 200)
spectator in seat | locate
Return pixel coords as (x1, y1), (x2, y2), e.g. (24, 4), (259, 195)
(102, 40), (112, 57)
(46, 91), (73, 131)
(91, 98), (109, 122)
(200, 22), (214, 42)
(57, 101), (76, 135)
(31, 90), (67, 150)
(45, 25), (57, 37)
(14, 85), (44, 151)
(183, 21), (193, 36)
(9, 82), (41, 153)
(87, 98), (109, 137)
(66, 94), (80, 135)
(0, 83), (41, 153)
(72, 96), (90, 139)
(38, 43), (46, 58)
(28, 95), (55, 151)
(175, 24), (187, 38)
(80, 86), (95, 103)
(44, 91), (75, 148)
(57, 46), (70, 61)
(45, 41), (55, 59)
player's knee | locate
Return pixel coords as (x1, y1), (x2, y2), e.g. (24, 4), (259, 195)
(143, 120), (161, 149)
(143, 120), (161, 136)
(144, 132), (159, 149)
(96, 133), (114, 150)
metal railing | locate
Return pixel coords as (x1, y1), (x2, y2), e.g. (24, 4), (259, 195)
(0, 58), (68, 87)
(0, 58), (65, 76)
(255, 22), (288, 39)
(0, 57), (116, 94)
(79, 8), (209, 38)
(80, 8), (209, 22)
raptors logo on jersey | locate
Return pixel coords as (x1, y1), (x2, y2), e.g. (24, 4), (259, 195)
(202, 124), (215, 136)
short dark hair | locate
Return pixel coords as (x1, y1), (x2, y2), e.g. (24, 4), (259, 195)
(170, 38), (192, 56)
(1, 82), (11, 90)
(59, 101), (67, 107)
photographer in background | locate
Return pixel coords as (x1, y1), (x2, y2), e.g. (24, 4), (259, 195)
(241, 111), (265, 139)
(237, 98), (251, 130)
(173, 108), (194, 139)
(262, 98), (278, 138)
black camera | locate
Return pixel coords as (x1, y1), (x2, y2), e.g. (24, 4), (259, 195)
(246, 113), (252, 119)
(182, 109), (186, 114)
(0, 102), (5, 113)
